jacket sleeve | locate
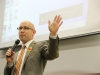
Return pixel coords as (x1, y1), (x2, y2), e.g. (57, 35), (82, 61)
(4, 62), (14, 75)
(40, 36), (59, 60)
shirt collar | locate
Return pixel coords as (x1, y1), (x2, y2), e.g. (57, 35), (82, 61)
(22, 40), (33, 49)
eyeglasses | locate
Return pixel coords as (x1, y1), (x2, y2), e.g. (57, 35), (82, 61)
(17, 26), (33, 30)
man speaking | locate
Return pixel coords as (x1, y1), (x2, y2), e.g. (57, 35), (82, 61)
(4, 15), (63, 75)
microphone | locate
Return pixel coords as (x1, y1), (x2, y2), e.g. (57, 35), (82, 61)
(11, 39), (20, 51)
(6, 39), (20, 57)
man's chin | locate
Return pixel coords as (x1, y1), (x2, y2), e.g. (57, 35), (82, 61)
(20, 38), (27, 44)
(20, 38), (25, 42)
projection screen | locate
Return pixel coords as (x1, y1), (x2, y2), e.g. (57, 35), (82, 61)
(0, 0), (100, 48)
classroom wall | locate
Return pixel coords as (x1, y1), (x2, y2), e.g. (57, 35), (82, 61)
(44, 34), (100, 74)
(0, 34), (100, 75)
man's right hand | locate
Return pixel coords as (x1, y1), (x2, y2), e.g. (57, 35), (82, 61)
(5, 48), (15, 66)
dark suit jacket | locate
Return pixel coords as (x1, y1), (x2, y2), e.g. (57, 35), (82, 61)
(4, 36), (59, 75)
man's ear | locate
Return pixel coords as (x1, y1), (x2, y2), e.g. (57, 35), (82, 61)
(33, 30), (36, 35)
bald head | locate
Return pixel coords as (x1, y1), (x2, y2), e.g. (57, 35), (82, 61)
(20, 20), (35, 30)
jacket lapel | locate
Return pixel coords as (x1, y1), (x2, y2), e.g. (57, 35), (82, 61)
(23, 41), (36, 65)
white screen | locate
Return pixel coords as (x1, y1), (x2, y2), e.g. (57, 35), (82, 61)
(0, 0), (100, 48)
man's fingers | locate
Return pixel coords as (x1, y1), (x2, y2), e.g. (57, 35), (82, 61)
(54, 15), (62, 24)
(49, 15), (63, 27)
(57, 16), (62, 24)
(6, 51), (10, 55)
(53, 15), (57, 22)
(6, 49), (13, 57)
(11, 51), (15, 55)
(59, 21), (63, 27)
